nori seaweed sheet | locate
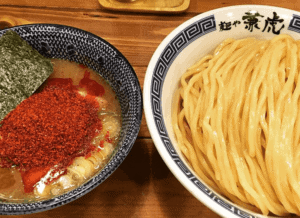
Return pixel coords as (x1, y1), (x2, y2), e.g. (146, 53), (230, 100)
(0, 30), (53, 121)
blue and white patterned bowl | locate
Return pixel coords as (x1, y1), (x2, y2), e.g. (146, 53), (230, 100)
(0, 24), (143, 215)
(144, 5), (300, 218)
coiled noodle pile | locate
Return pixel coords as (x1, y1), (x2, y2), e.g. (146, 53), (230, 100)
(172, 34), (300, 216)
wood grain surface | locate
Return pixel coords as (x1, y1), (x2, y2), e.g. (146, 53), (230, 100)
(98, 0), (190, 13)
(1, 0), (297, 217)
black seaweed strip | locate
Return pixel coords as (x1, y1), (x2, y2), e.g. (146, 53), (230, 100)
(0, 30), (53, 121)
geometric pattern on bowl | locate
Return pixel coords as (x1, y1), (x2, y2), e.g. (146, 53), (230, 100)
(150, 9), (300, 218)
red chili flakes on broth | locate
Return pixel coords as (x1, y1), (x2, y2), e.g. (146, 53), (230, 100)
(105, 131), (112, 143)
(0, 83), (102, 193)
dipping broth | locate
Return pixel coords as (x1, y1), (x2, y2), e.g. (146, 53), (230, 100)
(0, 59), (122, 203)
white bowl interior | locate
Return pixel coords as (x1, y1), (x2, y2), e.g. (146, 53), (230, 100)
(145, 5), (300, 218)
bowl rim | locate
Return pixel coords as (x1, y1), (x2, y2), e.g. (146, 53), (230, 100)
(0, 23), (143, 215)
(143, 4), (300, 218)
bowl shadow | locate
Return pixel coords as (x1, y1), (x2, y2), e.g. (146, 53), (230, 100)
(151, 148), (221, 218)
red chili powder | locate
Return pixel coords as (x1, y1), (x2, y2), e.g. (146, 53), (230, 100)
(0, 84), (102, 192)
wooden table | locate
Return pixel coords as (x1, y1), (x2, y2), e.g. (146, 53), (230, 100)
(1, 1), (299, 217)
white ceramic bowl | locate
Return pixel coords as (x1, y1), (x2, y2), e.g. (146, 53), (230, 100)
(143, 5), (300, 218)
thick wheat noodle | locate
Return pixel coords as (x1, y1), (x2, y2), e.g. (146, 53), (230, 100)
(172, 34), (300, 216)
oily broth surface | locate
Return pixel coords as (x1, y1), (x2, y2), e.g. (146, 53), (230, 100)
(0, 59), (122, 203)
(50, 59), (121, 113)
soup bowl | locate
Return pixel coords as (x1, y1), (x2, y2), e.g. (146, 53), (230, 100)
(144, 5), (300, 218)
(0, 24), (143, 215)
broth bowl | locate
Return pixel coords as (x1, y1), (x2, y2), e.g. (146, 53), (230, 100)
(143, 5), (300, 218)
(0, 24), (142, 215)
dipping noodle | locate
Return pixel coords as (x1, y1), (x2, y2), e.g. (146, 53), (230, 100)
(172, 34), (300, 216)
